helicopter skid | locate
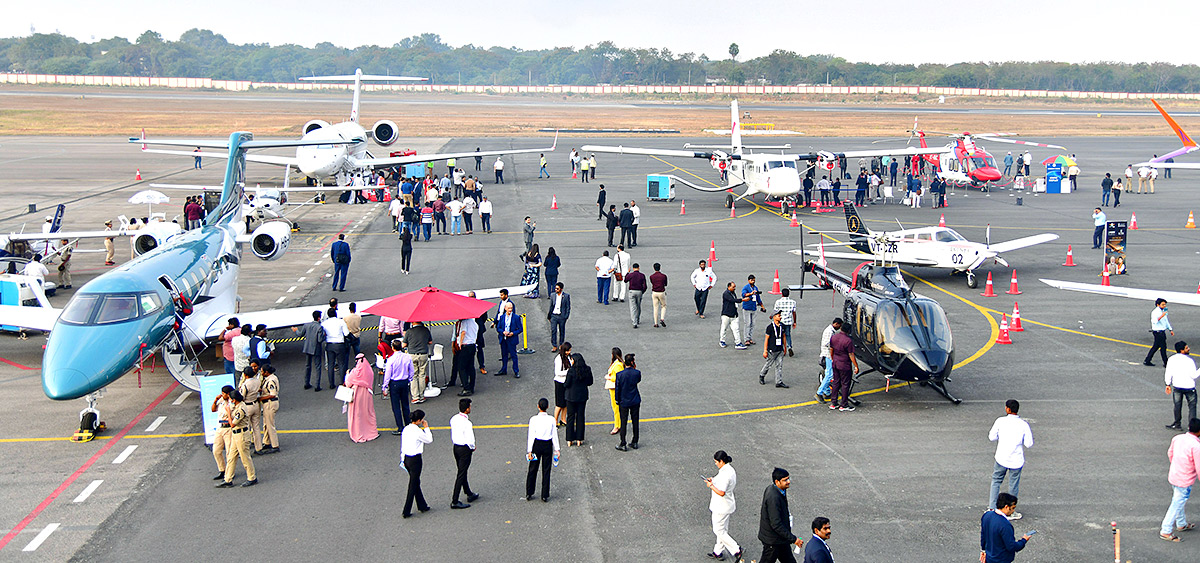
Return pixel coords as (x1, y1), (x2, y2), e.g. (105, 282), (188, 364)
(920, 379), (962, 404)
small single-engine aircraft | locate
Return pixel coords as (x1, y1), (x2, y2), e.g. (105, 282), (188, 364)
(901, 122), (1065, 187)
(581, 100), (950, 205)
(0, 132), (531, 436)
(802, 202), (1058, 289)
(789, 249), (960, 403)
(1136, 99), (1200, 170)
(139, 68), (557, 187)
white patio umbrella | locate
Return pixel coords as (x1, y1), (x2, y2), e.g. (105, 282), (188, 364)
(128, 190), (171, 217)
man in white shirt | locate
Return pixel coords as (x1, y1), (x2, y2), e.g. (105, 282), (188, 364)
(526, 397), (560, 502)
(493, 157), (505, 184)
(321, 308), (350, 388)
(450, 398), (480, 509)
(1138, 166), (1151, 193)
(868, 172), (882, 202)
(21, 256), (49, 287)
(388, 197), (402, 233)
(1124, 164), (1135, 194)
(1165, 341), (1200, 430)
(595, 250), (615, 305)
(401, 409), (433, 518)
(1022, 151), (1032, 176)
(447, 197), (465, 236)
(451, 317), (478, 396)
(630, 200), (641, 247)
(1149, 167), (1158, 193)
(478, 196), (493, 233)
(612, 245), (631, 302)
(1091, 208), (1106, 250)
(816, 318), (842, 403)
(691, 259), (717, 318)
(988, 399), (1034, 519)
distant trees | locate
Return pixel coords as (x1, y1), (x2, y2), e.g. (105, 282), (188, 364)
(3, 30), (1200, 93)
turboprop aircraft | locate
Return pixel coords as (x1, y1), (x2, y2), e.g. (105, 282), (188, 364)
(140, 68), (556, 186)
(801, 202), (1058, 289)
(1136, 99), (1200, 170)
(900, 122), (1065, 187)
(0, 132), (530, 435)
(581, 100), (950, 204)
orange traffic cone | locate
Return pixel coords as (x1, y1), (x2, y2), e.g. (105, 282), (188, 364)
(1195, 281), (1200, 294)
(1005, 269), (1022, 295)
(729, 200), (736, 218)
(708, 240), (718, 263)
(1010, 302), (1024, 332)
(768, 269), (782, 295)
(995, 314), (1013, 344)
(789, 212), (799, 227)
(572, 170), (577, 179)
(680, 199), (686, 215)
(938, 213), (946, 227)
(1187, 211), (1196, 229)
(1130, 212), (1138, 229)
(1063, 245), (1077, 267)
(135, 168), (142, 181)
(1101, 269), (1111, 286)
(550, 195), (558, 210)
(980, 272), (997, 297)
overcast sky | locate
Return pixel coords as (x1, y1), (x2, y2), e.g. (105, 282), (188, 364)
(6, 0), (1199, 66)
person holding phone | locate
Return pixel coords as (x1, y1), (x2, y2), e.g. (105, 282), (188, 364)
(400, 410), (433, 518)
(980, 493), (1031, 562)
(704, 450), (742, 562)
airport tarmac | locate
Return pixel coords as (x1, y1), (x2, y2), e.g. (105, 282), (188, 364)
(1, 134), (1199, 561)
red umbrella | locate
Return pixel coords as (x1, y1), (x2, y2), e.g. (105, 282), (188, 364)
(362, 286), (493, 322)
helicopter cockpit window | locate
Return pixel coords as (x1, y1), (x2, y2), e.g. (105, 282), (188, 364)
(971, 157), (993, 169)
(914, 301), (953, 350)
(874, 301), (921, 354)
(936, 230), (966, 243)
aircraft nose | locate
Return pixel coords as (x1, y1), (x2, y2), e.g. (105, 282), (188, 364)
(976, 167), (1001, 181)
(42, 323), (158, 400)
(43, 367), (90, 400)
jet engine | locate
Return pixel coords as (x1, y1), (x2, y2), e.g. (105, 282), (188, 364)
(249, 221), (291, 261)
(303, 119), (330, 135)
(132, 222), (182, 256)
(370, 120), (398, 146)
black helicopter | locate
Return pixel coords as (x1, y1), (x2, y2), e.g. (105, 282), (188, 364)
(789, 245), (960, 404)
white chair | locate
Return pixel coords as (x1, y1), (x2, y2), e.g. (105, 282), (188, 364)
(428, 343), (446, 387)
(882, 185), (895, 204)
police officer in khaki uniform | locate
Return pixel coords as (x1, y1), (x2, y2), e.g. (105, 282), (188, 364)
(103, 220), (116, 266)
(210, 384), (235, 479)
(259, 365), (280, 454)
(216, 390), (257, 487)
(57, 239), (73, 289)
(238, 365), (264, 454)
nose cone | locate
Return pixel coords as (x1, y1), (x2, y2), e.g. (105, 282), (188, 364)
(43, 367), (90, 401)
(974, 167), (1001, 182)
(765, 169), (802, 196)
(42, 322), (164, 400)
(895, 350), (951, 381)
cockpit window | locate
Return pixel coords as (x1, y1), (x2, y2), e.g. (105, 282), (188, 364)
(766, 161), (796, 170)
(935, 230), (966, 243)
(58, 292), (161, 325)
(139, 293), (163, 315)
(96, 296), (139, 324)
(59, 295), (100, 325)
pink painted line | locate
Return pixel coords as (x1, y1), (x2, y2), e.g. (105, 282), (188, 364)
(316, 221), (354, 253)
(0, 381), (179, 551)
(0, 357), (37, 370)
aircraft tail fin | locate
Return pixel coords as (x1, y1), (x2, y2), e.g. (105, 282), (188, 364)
(299, 68), (428, 124)
(730, 100), (743, 155)
(844, 201), (870, 236)
(210, 132), (251, 227)
(49, 204), (65, 233)
(1152, 99), (1197, 149)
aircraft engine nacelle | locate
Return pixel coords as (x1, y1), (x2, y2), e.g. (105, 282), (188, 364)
(249, 221), (291, 261)
(370, 120), (399, 146)
(303, 119), (330, 135)
(132, 222), (183, 257)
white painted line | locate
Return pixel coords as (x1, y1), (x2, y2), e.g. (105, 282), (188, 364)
(275, 296), (286, 304)
(73, 480), (103, 503)
(172, 391), (191, 405)
(306, 268), (314, 274)
(314, 261), (323, 266)
(144, 416), (166, 432)
(21, 523), (60, 551)
(287, 286), (297, 293)
(297, 277), (306, 282)
(112, 445), (137, 464)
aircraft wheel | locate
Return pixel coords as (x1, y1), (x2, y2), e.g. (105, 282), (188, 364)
(918, 381), (928, 387)
(725, 193), (734, 209)
(966, 272), (978, 289)
(306, 176), (315, 187)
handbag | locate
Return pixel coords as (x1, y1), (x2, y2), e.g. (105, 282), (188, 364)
(614, 271), (623, 282)
(334, 384), (355, 402)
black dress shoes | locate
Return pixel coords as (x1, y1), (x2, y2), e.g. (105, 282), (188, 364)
(451, 501), (471, 509)
(466, 493), (480, 502)
(615, 445), (628, 452)
(213, 473), (225, 480)
(241, 479), (258, 487)
(630, 443), (638, 449)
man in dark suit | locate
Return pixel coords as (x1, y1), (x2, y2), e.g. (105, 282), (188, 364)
(758, 467), (803, 563)
(496, 301), (523, 377)
(604, 204), (619, 247)
(618, 203), (635, 248)
(803, 517), (833, 563)
(329, 233), (351, 292)
(596, 184), (607, 221)
(547, 282), (571, 353)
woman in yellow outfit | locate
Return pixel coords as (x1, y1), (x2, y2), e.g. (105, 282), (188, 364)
(606, 347), (624, 435)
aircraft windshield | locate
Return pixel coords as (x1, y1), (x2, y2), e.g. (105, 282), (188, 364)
(971, 157), (995, 169)
(875, 300), (952, 354)
(766, 161), (797, 170)
(935, 230), (967, 243)
(58, 292), (163, 326)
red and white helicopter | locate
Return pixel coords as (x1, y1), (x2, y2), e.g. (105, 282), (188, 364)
(900, 121), (1065, 188)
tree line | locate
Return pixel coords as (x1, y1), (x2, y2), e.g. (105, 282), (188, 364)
(2, 30), (1198, 93)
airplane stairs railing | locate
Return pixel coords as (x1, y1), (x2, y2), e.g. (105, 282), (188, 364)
(161, 327), (212, 392)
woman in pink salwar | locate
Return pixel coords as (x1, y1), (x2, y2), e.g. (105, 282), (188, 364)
(346, 354), (379, 442)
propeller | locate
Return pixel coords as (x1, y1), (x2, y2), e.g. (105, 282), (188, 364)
(973, 136), (1066, 150)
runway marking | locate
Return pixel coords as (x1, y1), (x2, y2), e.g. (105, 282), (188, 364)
(72, 480), (102, 503)
(287, 286), (297, 293)
(306, 268), (314, 274)
(0, 357), (37, 370)
(144, 416), (166, 432)
(20, 523), (59, 552)
(297, 277), (306, 282)
(313, 261), (322, 266)
(112, 445), (137, 464)
(0, 381), (178, 551)
(275, 296), (286, 304)
(171, 391), (191, 405)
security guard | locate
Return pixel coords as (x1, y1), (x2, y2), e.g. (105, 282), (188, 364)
(259, 365), (280, 454)
(210, 385), (235, 479)
(216, 390), (257, 487)
(238, 365), (264, 454)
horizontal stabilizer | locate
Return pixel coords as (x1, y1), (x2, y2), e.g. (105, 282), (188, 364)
(988, 233), (1059, 254)
(1040, 279), (1200, 307)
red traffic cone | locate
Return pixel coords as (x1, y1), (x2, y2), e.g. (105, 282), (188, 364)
(938, 213), (946, 227)
(1188, 211), (1197, 229)
(1010, 302), (1024, 332)
(768, 269), (782, 295)
(572, 171), (577, 179)
(1063, 245), (1077, 267)
(1101, 269), (1111, 286)
(680, 199), (686, 215)
(729, 200), (736, 218)
(550, 195), (558, 210)
(789, 212), (799, 227)
(1195, 281), (1200, 295)
(995, 314), (1013, 344)
(1130, 212), (1138, 229)
(708, 240), (718, 263)
(980, 272), (997, 297)
(1005, 269), (1022, 295)
(135, 168), (142, 181)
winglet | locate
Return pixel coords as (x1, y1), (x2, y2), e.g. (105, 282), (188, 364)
(1152, 99), (1197, 148)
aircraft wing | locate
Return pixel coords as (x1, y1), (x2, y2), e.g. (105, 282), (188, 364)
(1040, 279), (1200, 307)
(358, 136), (557, 169)
(1135, 161), (1200, 169)
(204, 284), (537, 339)
(0, 304), (60, 332)
(141, 148), (300, 168)
(582, 145), (722, 160)
(6, 229), (130, 242)
(789, 249), (939, 266)
(988, 233), (1059, 254)
(150, 183), (323, 193)
(805, 146), (954, 160)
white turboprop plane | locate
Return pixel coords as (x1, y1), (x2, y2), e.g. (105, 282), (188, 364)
(581, 100), (951, 204)
(140, 68), (556, 186)
(796, 202), (1059, 288)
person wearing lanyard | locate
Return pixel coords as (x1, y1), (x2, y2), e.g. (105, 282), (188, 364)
(526, 398), (560, 502)
(1145, 298), (1174, 367)
(760, 311), (790, 388)
(401, 410), (433, 518)
(450, 398), (480, 509)
(1164, 341), (1199, 430)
